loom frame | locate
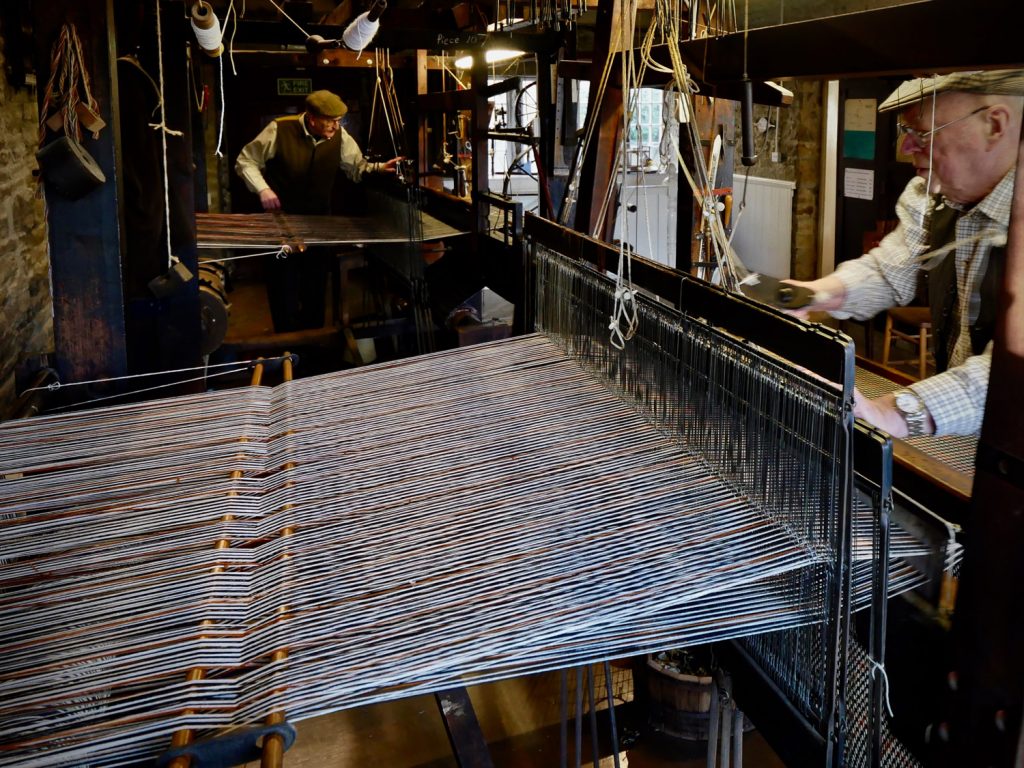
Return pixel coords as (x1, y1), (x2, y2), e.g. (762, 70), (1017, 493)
(523, 213), (856, 387)
(523, 214), (860, 766)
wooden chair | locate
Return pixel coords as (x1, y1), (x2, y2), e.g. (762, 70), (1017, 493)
(882, 306), (932, 380)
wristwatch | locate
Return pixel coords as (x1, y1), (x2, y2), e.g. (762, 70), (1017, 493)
(893, 388), (930, 437)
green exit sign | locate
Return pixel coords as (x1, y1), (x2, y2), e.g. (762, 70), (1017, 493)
(277, 78), (312, 96)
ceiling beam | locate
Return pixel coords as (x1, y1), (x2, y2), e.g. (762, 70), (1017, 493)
(676, 0), (1023, 83)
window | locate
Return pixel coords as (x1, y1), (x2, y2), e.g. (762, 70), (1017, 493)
(576, 84), (665, 169)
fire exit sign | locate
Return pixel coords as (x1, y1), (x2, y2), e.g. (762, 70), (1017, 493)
(277, 78), (313, 96)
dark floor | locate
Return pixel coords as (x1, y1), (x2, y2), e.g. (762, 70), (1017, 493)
(242, 665), (785, 768)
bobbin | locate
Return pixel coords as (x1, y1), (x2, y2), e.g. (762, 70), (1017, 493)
(191, 1), (224, 57)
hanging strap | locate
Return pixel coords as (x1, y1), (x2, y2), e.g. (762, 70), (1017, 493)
(38, 23), (103, 144)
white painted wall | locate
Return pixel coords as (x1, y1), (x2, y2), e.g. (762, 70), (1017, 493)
(613, 171), (677, 268)
(728, 175), (796, 279)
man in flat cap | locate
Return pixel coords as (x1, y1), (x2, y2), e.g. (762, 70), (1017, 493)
(235, 89), (402, 332)
(789, 69), (1023, 438)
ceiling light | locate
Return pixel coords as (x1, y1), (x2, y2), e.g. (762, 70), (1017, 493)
(453, 49), (525, 70)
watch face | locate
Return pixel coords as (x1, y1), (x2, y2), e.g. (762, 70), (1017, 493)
(896, 391), (922, 415)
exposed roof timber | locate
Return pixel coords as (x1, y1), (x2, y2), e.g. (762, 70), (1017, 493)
(320, 0), (354, 25)
(230, 18), (562, 53)
(675, 0), (1023, 83)
(557, 55), (794, 106)
(314, 48), (415, 67)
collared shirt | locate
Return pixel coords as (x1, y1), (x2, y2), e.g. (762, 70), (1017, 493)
(235, 113), (379, 194)
(831, 171), (1014, 436)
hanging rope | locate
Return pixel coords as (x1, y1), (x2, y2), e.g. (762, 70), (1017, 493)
(266, 0), (311, 37)
(150, 0), (184, 272)
(606, 0), (642, 349)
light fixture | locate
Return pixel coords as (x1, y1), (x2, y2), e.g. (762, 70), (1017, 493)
(486, 18), (524, 30)
(453, 49), (525, 70)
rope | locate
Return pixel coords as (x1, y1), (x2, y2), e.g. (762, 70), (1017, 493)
(867, 658), (895, 718)
(215, 54), (227, 156)
(25, 355), (294, 394)
(46, 365), (257, 413)
(150, 0), (183, 271)
(606, 0), (642, 350)
(199, 245), (293, 264)
(266, 0), (311, 38)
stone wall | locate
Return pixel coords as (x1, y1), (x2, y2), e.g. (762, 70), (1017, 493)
(0, 34), (53, 417)
(791, 80), (825, 280)
(733, 79), (825, 280)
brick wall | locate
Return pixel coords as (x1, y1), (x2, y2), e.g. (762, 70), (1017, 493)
(0, 36), (54, 417)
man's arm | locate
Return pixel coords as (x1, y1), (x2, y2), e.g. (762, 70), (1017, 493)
(337, 128), (402, 182)
(855, 347), (991, 437)
(787, 177), (932, 319)
(235, 121), (281, 210)
(909, 346), (991, 436)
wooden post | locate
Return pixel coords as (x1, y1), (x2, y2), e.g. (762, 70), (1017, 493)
(572, 0), (623, 241)
(415, 49), (440, 191)
(33, 0), (202, 393)
(949, 131), (1024, 766)
(116, 0), (202, 382)
(535, 51), (556, 219)
(33, 0), (127, 387)
(471, 57), (491, 236)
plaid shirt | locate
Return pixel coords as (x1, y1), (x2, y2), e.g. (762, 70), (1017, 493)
(831, 171), (1014, 436)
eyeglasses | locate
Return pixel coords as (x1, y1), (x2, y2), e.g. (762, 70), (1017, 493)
(896, 105), (988, 146)
(310, 114), (343, 126)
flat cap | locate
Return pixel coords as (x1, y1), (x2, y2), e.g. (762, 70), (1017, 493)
(879, 69), (1024, 113)
(305, 89), (348, 118)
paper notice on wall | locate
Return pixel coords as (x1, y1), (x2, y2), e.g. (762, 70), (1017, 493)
(843, 98), (877, 159)
(844, 167), (875, 200)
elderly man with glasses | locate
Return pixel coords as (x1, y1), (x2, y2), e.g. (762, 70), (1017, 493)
(235, 90), (401, 332)
(788, 70), (1024, 439)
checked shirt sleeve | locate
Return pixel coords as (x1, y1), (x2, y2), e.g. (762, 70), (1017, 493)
(830, 177), (932, 321)
(910, 345), (991, 436)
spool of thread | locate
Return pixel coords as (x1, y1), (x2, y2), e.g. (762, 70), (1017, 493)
(342, 11), (381, 52)
(191, 1), (224, 57)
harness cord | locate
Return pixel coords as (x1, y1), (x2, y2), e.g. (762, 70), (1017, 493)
(150, 0), (183, 271)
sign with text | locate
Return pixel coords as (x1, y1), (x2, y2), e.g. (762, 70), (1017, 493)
(277, 78), (313, 96)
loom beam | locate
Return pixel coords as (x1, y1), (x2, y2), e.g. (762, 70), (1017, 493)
(675, 0), (1022, 83)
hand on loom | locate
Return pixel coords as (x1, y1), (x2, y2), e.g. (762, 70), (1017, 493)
(779, 275), (846, 319)
(259, 188), (282, 211)
(852, 387), (934, 438)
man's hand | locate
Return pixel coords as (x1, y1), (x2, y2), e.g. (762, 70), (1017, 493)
(852, 388), (935, 438)
(780, 275), (847, 319)
(853, 389), (908, 437)
(259, 188), (281, 211)
(379, 156), (404, 174)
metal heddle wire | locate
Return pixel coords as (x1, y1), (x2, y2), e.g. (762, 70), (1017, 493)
(532, 241), (855, 751)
